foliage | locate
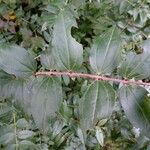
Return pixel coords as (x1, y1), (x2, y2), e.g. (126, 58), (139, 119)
(0, 0), (150, 149)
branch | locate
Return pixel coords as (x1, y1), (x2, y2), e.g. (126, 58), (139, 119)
(35, 71), (150, 86)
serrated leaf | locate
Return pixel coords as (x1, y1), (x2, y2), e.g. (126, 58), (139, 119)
(118, 39), (150, 79)
(0, 45), (37, 78)
(52, 9), (83, 71)
(79, 81), (116, 135)
(31, 77), (62, 131)
(89, 26), (121, 75)
(119, 85), (150, 138)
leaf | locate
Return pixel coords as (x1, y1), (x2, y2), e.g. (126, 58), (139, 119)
(52, 9), (83, 71)
(119, 85), (150, 138)
(0, 70), (33, 113)
(18, 130), (35, 139)
(40, 48), (56, 70)
(0, 101), (14, 123)
(0, 45), (37, 78)
(0, 132), (15, 145)
(31, 77), (62, 131)
(89, 26), (121, 75)
(19, 140), (39, 150)
(16, 118), (29, 129)
(118, 39), (150, 79)
(95, 127), (104, 147)
(79, 81), (116, 134)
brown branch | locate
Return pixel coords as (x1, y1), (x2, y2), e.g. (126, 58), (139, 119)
(35, 71), (150, 86)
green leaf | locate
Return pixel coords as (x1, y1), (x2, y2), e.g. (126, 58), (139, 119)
(16, 118), (29, 129)
(0, 132), (15, 145)
(119, 85), (150, 138)
(0, 100), (14, 123)
(52, 9), (83, 71)
(79, 81), (116, 134)
(89, 26), (121, 75)
(95, 127), (104, 147)
(0, 45), (37, 78)
(40, 48), (56, 70)
(19, 140), (39, 150)
(31, 77), (62, 131)
(18, 130), (35, 139)
(118, 39), (150, 79)
(0, 70), (33, 113)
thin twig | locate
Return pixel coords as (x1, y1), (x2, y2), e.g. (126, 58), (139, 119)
(35, 71), (150, 86)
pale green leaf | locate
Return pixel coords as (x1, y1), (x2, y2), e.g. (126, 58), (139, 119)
(19, 140), (39, 150)
(52, 9), (83, 71)
(31, 77), (62, 131)
(95, 127), (104, 147)
(119, 85), (150, 138)
(0, 132), (15, 145)
(89, 26), (121, 75)
(18, 130), (35, 139)
(0, 70), (33, 114)
(40, 48), (56, 70)
(79, 81), (116, 134)
(0, 45), (37, 78)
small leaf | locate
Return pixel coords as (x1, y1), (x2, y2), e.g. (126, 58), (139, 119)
(89, 26), (121, 75)
(19, 140), (39, 150)
(31, 77), (62, 131)
(52, 9), (83, 71)
(0, 45), (37, 78)
(95, 127), (104, 147)
(0, 132), (15, 145)
(119, 85), (150, 138)
(79, 81), (116, 135)
(16, 118), (29, 129)
(18, 130), (35, 139)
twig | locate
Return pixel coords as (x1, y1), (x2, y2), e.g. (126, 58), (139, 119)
(35, 71), (150, 86)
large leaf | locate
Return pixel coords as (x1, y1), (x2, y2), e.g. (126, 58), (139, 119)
(52, 9), (83, 71)
(31, 77), (62, 131)
(0, 70), (33, 113)
(79, 81), (116, 134)
(119, 85), (150, 138)
(0, 45), (37, 78)
(89, 26), (121, 75)
(118, 39), (150, 79)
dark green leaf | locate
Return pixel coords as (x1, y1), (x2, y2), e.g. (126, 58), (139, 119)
(119, 85), (150, 138)
(52, 9), (83, 71)
(89, 26), (121, 75)
(79, 81), (116, 134)
(0, 45), (37, 78)
(31, 77), (62, 131)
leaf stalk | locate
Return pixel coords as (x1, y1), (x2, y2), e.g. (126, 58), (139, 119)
(35, 71), (150, 86)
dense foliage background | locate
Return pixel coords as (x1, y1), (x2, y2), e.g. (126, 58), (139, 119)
(0, 0), (150, 149)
